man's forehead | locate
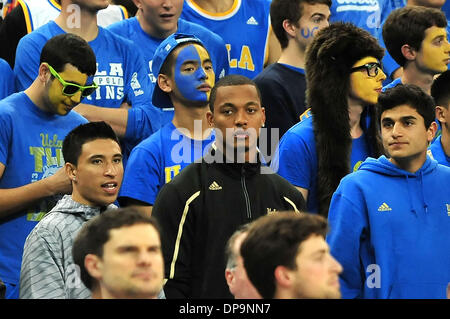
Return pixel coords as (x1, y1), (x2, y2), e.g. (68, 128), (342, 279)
(301, 2), (331, 16)
(108, 224), (160, 243)
(216, 84), (259, 101)
(424, 25), (447, 40)
(381, 104), (421, 119)
(297, 234), (328, 255)
(175, 43), (209, 62)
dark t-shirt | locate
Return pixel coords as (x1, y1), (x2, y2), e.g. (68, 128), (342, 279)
(0, 5), (27, 68)
(254, 63), (307, 157)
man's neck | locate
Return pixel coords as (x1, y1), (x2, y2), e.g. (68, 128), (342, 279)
(347, 98), (364, 139)
(390, 152), (427, 173)
(277, 42), (306, 69)
(24, 81), (49, 113)
(401, 65), (435, 95)
(70, 192), (103, 208)
(54, 7), (99, 42)
(191, 0), (234, 13)
(215, 143), (259, 164)
(172, 103), (211, 140)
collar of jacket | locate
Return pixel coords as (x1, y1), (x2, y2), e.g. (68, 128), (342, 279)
(204, 146), (262, 178)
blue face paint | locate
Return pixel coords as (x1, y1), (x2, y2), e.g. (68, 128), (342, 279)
(174, 44), (214, 103)
(300, 26), (319, 39)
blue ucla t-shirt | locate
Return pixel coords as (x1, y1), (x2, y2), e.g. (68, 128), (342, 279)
(271, 115), (369, 213)
(181, 0), (272, 79)
(107, 17), (229, 85)
(0, 92), (87, 284)
(119, 121), (215, 205)
(14, 21), (155, 110)
(428, 136), (450, 167)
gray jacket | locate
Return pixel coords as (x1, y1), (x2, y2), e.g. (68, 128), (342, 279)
(19, 195), (116, 299)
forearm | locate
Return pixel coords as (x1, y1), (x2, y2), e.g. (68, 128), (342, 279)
(73, 103), (128, 137)
(0, 178), (61, 219)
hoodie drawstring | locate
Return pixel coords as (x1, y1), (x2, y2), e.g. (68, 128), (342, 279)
(405, 171), (428, 215)
(419, 170), (428, 213)
(405, 175), (417, 216)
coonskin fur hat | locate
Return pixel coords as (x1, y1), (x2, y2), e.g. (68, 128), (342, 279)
(305, 22), (385, 217)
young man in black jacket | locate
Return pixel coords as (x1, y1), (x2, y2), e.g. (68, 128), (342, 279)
(152, 75), (306, 299)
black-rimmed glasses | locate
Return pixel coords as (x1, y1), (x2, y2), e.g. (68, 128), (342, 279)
(350, 62), (383, 77)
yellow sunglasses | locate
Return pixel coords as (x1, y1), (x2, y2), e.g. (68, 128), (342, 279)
(46, 63), (98, 97)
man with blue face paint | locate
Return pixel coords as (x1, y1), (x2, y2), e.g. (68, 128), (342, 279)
(118, 34), (215, 217)
(172, 42), (214, 106)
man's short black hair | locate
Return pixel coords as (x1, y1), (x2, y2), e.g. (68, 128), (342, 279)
(209, 75), (262, 112)
(40, 33), (96, 75)
(377, 84), (436, 129)
(62, 121), (121, 166)
(431, 70), (450, 109)
(382, 6), (447, 67)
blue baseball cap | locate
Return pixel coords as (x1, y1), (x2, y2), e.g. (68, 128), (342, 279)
(152, 33), (204, 108)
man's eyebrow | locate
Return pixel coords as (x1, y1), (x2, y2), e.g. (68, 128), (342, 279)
(309, 248), (328, 257)
(88, 154), (106, 160)
(433, 34), (445, 39)
(219, 101), (259, 108)
(401, 115), (417, 121)
(181, 59), (199, 65)
(382, 115), (417, 122)
(219, 102), (235, 108)
(88, 153), (122, 159)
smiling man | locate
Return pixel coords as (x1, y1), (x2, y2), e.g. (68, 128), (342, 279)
(152, 74), (306, 298)
(327, 84), (450, 299)
(20, 121), (124, 299)
(0, 34), (94, 299)
(118, 34), (215, 217)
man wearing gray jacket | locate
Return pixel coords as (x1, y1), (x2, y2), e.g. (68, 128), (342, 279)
(19, 121), (123, 299)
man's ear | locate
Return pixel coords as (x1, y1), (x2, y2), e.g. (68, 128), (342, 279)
(157, 74), (173, 94)
(38, 63), (51, 83)
(131, 0), (142, 10)
(274, 265), (292, 289)
(65, 162), (77, 182)
(282, 19), (297, 38)
(401, 44), (417, 62)
(427, 121), (438, 143)
(225, 269), (234, 287)
(261, 107), (266, 127)
(206, 110), (214, 127)
(84, 254), (103, 281)
(435, 105), (448, 124)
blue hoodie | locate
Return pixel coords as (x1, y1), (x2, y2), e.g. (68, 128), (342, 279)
(327, 155), (450, 299)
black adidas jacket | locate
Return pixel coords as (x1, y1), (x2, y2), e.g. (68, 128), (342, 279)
(152, 148), (306, 299)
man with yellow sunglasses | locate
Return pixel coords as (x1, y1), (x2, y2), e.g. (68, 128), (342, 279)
(0, 33), (96, 299)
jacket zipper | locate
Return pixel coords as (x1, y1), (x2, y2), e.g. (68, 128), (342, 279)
(241, 166), (252, 219)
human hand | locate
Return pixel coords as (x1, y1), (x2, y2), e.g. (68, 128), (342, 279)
(45, 167), (72, 195)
